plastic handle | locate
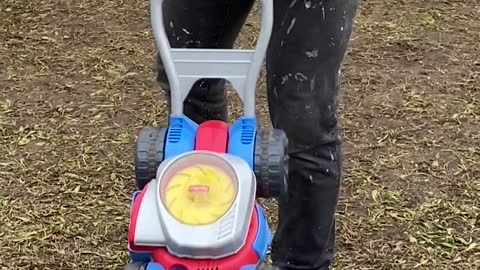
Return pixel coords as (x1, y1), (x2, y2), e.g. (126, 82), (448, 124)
(150, 0), (274, 117)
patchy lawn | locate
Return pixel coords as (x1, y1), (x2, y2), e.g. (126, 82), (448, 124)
(0, 0), (478, 269)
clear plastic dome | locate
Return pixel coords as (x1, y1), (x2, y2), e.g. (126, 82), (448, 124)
(159, 152), (239, 226)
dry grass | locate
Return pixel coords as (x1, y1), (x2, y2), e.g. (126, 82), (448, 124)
(0, 0), (479, 269)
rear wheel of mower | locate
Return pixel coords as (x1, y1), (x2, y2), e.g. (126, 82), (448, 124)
(135, 127), (168, 190)
(254, 129), (289, 198)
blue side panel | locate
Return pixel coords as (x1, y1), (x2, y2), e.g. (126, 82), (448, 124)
(132, 191), (141, 203)
(164, 115), (198, 159)
(129, 249), (152, 263)
(252, 204), (272, 261)
(146, 262), (166, 270)
(228, 117), (257, 168)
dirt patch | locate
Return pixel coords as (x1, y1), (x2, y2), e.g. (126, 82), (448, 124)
(1, 0), (479, 269)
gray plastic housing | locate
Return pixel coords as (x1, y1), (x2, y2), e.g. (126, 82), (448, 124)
(150, 0), (274, 117)
(132, 151), (257, 259)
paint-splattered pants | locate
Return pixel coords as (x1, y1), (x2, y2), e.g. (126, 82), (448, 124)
(155, 0), (360, 269)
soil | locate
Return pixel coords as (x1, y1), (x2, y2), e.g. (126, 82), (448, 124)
(0, 0), (478, 269)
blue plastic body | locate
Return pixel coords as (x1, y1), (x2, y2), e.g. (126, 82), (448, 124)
(146, 263), (166, 270)
(228, 117), (257, 169)
(240, 266), (259, 270)
(164, 115), (198, 159)
(252, 204), (271, 261)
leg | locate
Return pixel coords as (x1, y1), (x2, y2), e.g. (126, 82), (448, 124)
(156, 0), (255, 124)
(267, 0), (359, 269)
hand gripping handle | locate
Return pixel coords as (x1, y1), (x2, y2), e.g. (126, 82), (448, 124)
(150, 0), (274, 117)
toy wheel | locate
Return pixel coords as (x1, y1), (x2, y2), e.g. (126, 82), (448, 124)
(135, 127), (168, 190)
(254, 129), (289, 198)
(124, 262), (147, 270)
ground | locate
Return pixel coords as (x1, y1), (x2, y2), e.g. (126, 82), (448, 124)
(0, 0), (479, 269)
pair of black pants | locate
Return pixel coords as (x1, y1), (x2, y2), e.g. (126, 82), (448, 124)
(155, 0), (359, 269)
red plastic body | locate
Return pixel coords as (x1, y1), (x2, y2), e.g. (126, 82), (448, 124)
(195, 120), (230, 153)
(129, 183), (153, 252)
(129, 120), (260, 269)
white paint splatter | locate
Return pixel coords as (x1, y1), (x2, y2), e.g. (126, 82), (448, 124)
(281, 73), (292, 85)
(182, 28), (190, 34)
(294, 72), (308, 81)
(310, 74), (316, 91)
(304, 0), (311, 8)
(309, 175), (313, 182)
(287, 18), (296, 34)
(312, 1), (322, 9)
(340, 26), (344, 31)
(305, 48), (318, 58)
(322, 6), (326, 20)
(289, 0), (297, 8)
(330, 152), (335, 161)
(273, 87), (278, 98)
(281, 14), (288, 26)
(169, 21), (174, 28)
(329, 37), (335, 47)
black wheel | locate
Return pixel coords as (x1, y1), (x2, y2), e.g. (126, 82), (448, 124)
(254, 129), (289, 198)
(124, 262), (147, 270)
(135, 127), (168, 190)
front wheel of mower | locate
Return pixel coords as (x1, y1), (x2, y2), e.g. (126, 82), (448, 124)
(254, 129), (289, 198)
(135, 127), (168, 190)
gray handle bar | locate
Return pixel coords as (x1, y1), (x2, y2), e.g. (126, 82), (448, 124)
(150, 0), (274, 117)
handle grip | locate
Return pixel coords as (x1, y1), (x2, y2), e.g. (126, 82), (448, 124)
(150, 0), (274, 117)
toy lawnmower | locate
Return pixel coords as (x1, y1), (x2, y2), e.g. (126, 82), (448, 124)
(124, 0), (288, 269)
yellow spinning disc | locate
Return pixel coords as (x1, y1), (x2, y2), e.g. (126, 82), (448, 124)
(163, 164), (237, 226)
